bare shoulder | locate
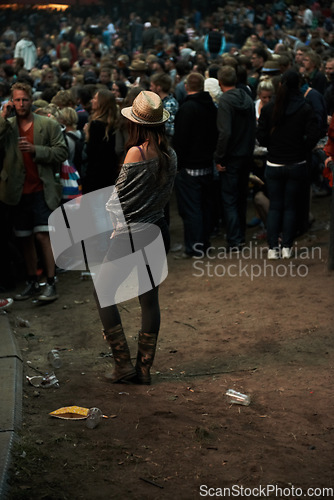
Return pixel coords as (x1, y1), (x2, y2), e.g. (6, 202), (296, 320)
(123, 146), (142, 164)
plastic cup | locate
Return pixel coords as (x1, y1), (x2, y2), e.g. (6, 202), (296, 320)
(226, 389), (250, 406)
(86, 407), (103, 429)
(48, 349), (62, 369)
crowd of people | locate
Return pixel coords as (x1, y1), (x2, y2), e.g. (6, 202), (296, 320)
(0, 1), (333, 380)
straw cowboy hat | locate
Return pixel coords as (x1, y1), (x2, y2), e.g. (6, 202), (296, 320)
(121, 91), (170, 126)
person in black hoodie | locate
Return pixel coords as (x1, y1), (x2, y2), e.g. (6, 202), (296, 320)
(257, 70), (319, 260)
(215, 65), (256, 251)
(173, 72), (218, 257)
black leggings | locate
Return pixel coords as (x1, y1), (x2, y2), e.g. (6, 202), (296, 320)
(94, 286), (161, 333)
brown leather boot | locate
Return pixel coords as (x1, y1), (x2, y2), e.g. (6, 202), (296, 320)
(103, 324), (136, 383)
(135, 331), (158, 385)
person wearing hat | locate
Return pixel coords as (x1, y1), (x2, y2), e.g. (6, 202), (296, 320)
(128, 59), (150, 89)
(117, 54), (130, 68)
(261, 60), (281, 77)
(146, 53), (159, 70)
(94, 90), (177, 385)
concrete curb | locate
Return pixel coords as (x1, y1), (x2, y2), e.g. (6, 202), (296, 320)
(0, 314), (23, 499)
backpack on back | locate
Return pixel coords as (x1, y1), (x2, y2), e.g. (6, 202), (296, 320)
(66, 130), (86, 175)
(59, 41), (71, 61)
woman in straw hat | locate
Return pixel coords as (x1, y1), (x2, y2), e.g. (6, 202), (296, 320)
(94, 90), (177, 384)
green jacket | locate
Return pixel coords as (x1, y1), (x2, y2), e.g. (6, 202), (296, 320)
(0, 113), (68, 210)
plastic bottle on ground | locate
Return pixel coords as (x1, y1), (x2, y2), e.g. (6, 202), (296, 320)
(48, 349), (62, 369)
(86, 407), (103, 429)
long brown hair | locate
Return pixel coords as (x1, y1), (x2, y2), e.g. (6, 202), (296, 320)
(125, 121), (170, 184)
(271, 70), (301, 132)
(89, 89), (119, 140)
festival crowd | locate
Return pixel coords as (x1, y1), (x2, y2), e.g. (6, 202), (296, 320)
(0, 0), (333, 312)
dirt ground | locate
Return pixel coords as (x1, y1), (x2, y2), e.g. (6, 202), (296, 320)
(5, 193), (334, 500)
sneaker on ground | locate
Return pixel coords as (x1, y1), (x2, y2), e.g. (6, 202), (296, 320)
(170, 242), (183, 252)
(173, 252), (195, 260)
(282, 247), (293, 259)
(267, 249), (280, 260)
(14, 281), (41, 301)
(38, 283), (59, 302)
(0, 298), (13, 310)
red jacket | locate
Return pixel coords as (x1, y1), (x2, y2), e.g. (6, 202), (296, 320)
(324, 114), (334, 157)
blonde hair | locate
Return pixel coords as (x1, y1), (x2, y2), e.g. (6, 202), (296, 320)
(45, 103), (61, 119)
(11, 82), (32, 99)
(257, 78), (275, 97)
(41, 67), (56, 82)
(59, 106), (78, 128)
(51, 90), (75, 108)
(30, 68), (42, 81)
(35, 103), (61, 120)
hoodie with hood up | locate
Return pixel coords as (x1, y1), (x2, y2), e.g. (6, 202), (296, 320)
(215, 88), (256, 164)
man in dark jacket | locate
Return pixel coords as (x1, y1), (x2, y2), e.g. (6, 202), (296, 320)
(173, 72), (218, 257)
(215, 66), (256, 250)
(141, 18), (161, 53)
(302, 51), (327, 95)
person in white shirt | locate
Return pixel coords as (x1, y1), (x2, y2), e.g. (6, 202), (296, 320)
(14, 31), (37, 71)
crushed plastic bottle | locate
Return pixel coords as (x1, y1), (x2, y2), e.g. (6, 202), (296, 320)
(48, 349), (62, 369)
(41, 373), (59, 388)
(26, 373), (59, 389)
(225, 389), (250, 406)
(86, 407), (103, 429)
(15, 316), (31, 328)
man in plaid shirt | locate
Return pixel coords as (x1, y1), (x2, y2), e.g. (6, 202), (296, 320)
(150, 73), (179, 143)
